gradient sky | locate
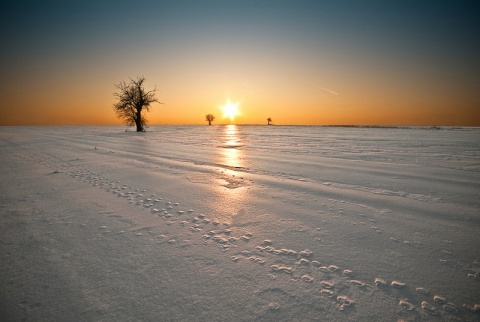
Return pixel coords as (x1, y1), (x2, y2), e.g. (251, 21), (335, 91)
(1, 0), (479, 126)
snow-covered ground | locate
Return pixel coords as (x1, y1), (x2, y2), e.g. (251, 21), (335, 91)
(1, 125), (479, 321)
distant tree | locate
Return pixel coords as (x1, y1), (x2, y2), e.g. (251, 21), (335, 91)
(113, 77), (161, 132)
(267, 117), (272, 125)
(206, 114), (215, 125)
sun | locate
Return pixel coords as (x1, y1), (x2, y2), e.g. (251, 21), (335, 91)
(221, 99), (240, 121)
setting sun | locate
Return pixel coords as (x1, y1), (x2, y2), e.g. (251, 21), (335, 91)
(221, 99), (240, 121)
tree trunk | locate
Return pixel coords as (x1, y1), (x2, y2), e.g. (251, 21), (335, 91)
(135, 109), (143, 132)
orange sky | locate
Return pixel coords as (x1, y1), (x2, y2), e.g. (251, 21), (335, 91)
(1, 1), (479, 126)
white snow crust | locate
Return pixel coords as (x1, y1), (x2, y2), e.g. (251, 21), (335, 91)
(1, 125), (479, 321)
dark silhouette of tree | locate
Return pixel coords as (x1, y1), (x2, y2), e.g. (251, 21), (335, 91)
(206, 114), (215, 125)
(113, 77), (161, 132)
(267, 117), (272, 125)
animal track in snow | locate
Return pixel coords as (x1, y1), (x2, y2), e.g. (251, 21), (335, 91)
(26, 150), (473, 321)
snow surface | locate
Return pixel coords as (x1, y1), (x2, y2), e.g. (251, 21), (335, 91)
(1, 125), (479, 321)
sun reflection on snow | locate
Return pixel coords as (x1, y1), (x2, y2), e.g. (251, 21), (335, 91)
(221, 124), (243, 169)
(214, 125), (249, 218)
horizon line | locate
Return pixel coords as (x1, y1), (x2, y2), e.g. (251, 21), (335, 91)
(2, 124), (479, 128)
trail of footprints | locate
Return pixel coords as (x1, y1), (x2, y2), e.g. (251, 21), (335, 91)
(34, 152), (480, 319)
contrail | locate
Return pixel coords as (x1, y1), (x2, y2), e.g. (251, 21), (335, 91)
(313, 84), (339, 95)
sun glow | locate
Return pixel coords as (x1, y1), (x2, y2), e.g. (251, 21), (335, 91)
(221, 99), (240, 121)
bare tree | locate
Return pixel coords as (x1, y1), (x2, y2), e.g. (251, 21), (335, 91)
(267, 117), (272, 125)
(113, 77), (161, 132)
(206, 114), (215, 125)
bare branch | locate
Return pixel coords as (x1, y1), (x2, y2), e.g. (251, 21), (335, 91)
(113, 77), (161, 132)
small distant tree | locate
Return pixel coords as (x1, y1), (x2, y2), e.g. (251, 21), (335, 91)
(113, 77), (161, 132)
(206, 114), (215, 125)
(267, 117), (272, 125)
